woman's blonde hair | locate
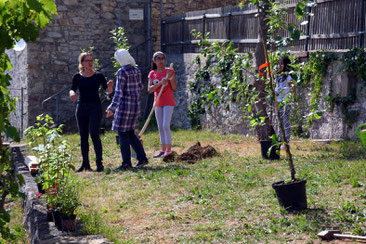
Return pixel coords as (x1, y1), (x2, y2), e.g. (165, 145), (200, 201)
(78, 52), (93, 72)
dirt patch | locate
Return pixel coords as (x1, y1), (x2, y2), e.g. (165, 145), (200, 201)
(163, 142), (219, 164)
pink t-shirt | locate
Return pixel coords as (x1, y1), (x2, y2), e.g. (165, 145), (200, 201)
(148, 68), (176, 107)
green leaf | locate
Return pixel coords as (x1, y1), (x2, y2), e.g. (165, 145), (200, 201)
(40, 0), (57, 14)
(290, 29), (301, 41)
(295, 2), (305, 19)
(5, 125), (20, 142)
(35, 12), (50, 28)
(16, 175), (25, 186)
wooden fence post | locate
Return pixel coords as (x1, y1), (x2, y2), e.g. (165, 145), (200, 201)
(202, 14), (206, 38)
(228, 11), (232, 41)
(161, 19), (166, 52)
(181, 17), (185, 53)
(305, 5), (312, 52)
(360, 0), (365, 48)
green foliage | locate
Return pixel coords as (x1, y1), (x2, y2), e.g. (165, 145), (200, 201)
(297, 51), (337, 125)
(110, 27), (130, 51)
(0, 0), (57, 240)
(110, 27), (130, 71)
(188, 30), (258, 129)
(49, 177), (81, 217)
(339, 48), (366, 83)
(25, 114), (79, 216)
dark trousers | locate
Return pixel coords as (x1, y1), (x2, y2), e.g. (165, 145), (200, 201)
(76, 103), (103, 166)
(118, 130), (148, 166)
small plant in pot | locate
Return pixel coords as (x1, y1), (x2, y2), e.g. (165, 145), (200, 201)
(48, 178), (81, 231)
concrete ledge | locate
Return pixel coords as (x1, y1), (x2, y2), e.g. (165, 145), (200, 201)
(11, 144), (113, 244)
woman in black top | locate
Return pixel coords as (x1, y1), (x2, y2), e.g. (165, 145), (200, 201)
(69, 52), (113, 172)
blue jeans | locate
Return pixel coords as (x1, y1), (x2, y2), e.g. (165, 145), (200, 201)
(118, 130), (148, 166)
(76, 103), (103, 166)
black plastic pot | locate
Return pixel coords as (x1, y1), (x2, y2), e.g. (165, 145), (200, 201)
(272, 179), (307, 211)
(37, 183), (45, 194)
(61, 214), (76, 232)
(52, 210), (62, 229)
(260, 140), (280, 160)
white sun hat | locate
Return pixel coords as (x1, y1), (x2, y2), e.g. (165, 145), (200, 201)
(114, 49), (136, 67)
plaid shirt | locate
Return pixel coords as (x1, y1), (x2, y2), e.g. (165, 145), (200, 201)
(107, 65), (143, 132)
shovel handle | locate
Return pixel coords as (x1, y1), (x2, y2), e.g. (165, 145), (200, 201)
(333, 233), (366, 241)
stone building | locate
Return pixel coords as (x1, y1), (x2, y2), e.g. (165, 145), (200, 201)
(8, 0), (239, 134)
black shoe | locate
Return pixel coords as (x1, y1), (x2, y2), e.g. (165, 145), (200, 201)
(153, 151), (165, 158)
(96, 165), (104, 172)
(114, 164), (132, 172)
(135, 161), (149, 168)
(76, 165), (92, 172)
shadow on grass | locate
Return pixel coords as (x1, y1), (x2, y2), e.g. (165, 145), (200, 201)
(105, 163), (191, 174)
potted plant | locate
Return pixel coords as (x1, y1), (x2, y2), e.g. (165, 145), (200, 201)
(244, 0), (314, 211)
(48, 178), (81, 231)
(24, 114), (76, 220)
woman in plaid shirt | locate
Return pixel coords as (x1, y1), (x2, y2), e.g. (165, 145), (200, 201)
(106, 49), (149, 171)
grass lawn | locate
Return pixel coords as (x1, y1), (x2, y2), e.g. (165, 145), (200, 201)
(61, 128), (366, 243)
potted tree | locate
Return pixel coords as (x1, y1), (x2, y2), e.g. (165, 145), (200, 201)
(242, 0), (315, 211)
(190, 0), (313, 211)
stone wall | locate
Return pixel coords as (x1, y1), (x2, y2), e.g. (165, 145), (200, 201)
(168, 53), (252, 135)
(310, 60), (366, 140)
(6, 48), (28, 137)
(8, 0), (239, 133)
(169, 51), (366, 140)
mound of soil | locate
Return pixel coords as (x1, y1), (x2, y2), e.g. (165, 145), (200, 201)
(162, 151), (178, 162)
(163, 142), (219, 164)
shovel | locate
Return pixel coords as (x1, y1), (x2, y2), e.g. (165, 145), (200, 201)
(318, 230), (366, 241)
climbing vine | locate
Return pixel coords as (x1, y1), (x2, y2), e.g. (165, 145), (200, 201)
(187, 30), (256, 129)
(297, 50), (337, 126)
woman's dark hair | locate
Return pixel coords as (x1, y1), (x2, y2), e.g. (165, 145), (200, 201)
(151, 61), (157, 70)
(280, 56), (291, 73)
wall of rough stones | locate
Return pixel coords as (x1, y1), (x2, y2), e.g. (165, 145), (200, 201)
(6, 48), (29, 137)
(167, 53), (252, 135)
(169, 51), (366, 140)
(7, 0), (239, 132)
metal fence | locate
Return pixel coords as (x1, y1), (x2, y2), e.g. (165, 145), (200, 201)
(161, 0), (366, 53)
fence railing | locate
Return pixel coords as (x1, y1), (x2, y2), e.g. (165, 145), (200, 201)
(161, 0), (366, 53)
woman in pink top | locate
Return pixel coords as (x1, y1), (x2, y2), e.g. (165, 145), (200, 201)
(148, 51), (176, 157)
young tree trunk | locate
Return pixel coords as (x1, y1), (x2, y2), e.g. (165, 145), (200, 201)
(253, 0), (275, 141)
(255, 0), (296, 180)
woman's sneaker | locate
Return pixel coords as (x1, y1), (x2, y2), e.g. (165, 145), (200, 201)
(153, 151), (165, 158)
